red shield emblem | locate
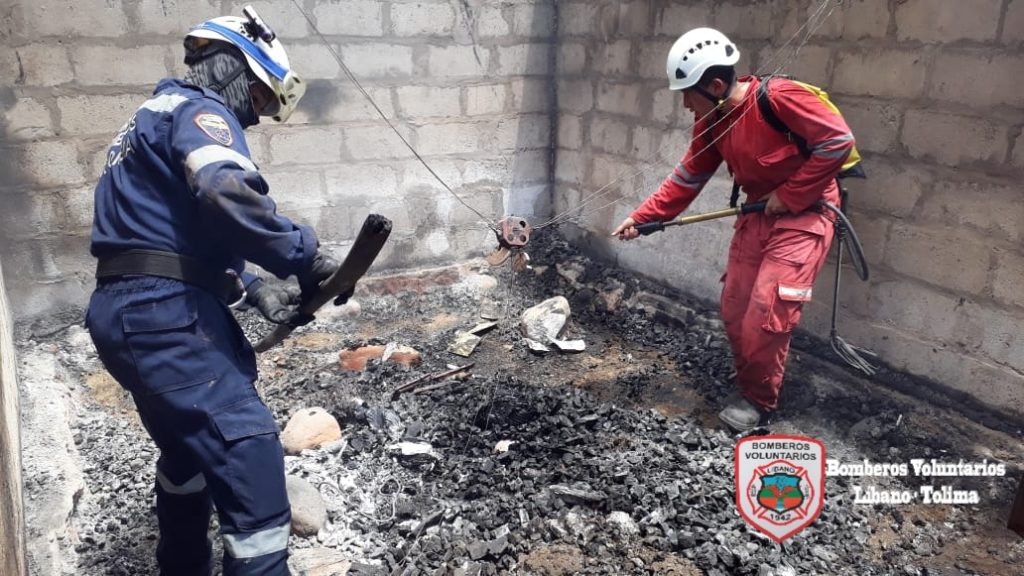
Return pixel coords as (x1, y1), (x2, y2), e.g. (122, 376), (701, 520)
(735, 435), (825, 542)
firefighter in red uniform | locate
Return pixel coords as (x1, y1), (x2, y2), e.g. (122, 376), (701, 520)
(612, 28), (856, 432)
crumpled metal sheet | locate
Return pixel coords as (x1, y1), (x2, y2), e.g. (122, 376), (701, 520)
(520, 296), (585, 353)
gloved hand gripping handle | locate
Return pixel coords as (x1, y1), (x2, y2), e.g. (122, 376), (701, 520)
(254, 213), (392, 352)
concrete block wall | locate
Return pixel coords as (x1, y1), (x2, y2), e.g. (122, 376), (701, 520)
(553, 0), (1024, 417)
(0, 0), (556, 319)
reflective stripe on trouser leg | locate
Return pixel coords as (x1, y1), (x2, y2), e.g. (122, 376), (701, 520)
(152, 453), (213, 576)
(223, 524), (291, 558)
(735, 225), (832, 411)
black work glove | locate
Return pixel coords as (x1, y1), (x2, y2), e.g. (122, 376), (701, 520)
(297, 250), (341, 304)
(245, 279), (299, 324)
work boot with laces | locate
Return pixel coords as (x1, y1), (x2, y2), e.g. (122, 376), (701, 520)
(718, 393), (764, 433)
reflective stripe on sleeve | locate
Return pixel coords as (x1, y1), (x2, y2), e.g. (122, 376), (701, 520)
(156, 470), (207, 495)
(670, 163), (713, 187)
(140, 93), (189, 114)
(222, 524), (291, 559)
(184, 145), (258, 186)
(810, 134), (854, 158)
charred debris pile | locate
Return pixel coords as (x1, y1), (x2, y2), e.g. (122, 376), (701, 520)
(61, 233), (1021, 575)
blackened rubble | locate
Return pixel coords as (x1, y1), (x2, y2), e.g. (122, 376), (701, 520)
(42, 232), (1024, 575)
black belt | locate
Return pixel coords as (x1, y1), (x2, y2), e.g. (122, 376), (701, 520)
(96, 249), (246, 306)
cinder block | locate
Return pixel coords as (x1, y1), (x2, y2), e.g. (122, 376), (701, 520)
(4, 191), (65, 240)
(842, 157), (926, 218)
(312, 0), (384, 36)
(833, 49), (927, 99)
(596, 82), (641, 117)
(223, 1), (309, 38)
(654, 4), (709, 36)
(342, 125), (414, 160)
(396, 86), (461, 118)
(777, 1), (840, 40)
(392, 2), (455, 36)
(57, 95), (140, 137)
(465, 84), (507, 116)
(62, 185), (95, 232)
(918, 180), (1024, 243)
(838, 0), (890, 41)
(14, 44), (73, 86)
(342, 43), (414, 78)
(259, 169), (325, 210)
(557, 43), (587, 75)
(902, 109), (1009, 167)
(21, 140), (86, 189)
(760, 45), (832, 87)
(932, 52), (1024, 108)
(415, 122), (485, 155)
(509, 78), (549, 113)
(617, 1), (651, 36)
(136, 0), (222, 35)
(637, 39), (674, 81)
(1014, 134), (1024, 170)
(884, 223), (991, 294)
(557, 79), (593, 113)
(895, 0), (1001, 43)
(511, 2), (556, 38)
(3, 98), (54, 141)
(833, 98), (900, 154)
(462, 158), (508, 186)
(596, 40), (632, 76)
(557, 115), (582, 150)
(496, 44), (552, 76)
(285, 44), (341, 80)
(1005, 0), (1024, 44)
(20, 0), (128, 37)
(324, 163), (399, 199)
(477, 6), (510, 38)
(290, 84), (394, 124)
(712, 2), (773, 40)
(428, 45), (489, 78)
(509, 149), (550, 183)
(398, 158), (462, 196)
(631, 125), (660, 160)
(993, 251), (1024, 309)
(269, 127), (344, 165)
(492, 114), (550, 150)
(560, 2), (599, 36)
(868, 280), (963, 343)
(71, 45), (169, 86)
(956, 302), (1024, 373)
(591, 117), (630, 155)
(849, 321), (1024, 416)
(652, 89), (677, 124)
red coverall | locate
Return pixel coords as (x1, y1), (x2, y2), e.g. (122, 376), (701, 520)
(631, 75), (855, 411)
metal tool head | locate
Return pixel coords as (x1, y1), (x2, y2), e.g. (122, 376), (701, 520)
(496, 216), (532, 249)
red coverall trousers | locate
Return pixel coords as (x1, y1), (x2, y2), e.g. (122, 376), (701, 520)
(720, 209), (833, 411)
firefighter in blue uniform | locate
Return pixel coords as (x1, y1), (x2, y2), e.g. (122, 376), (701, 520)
(85, 7), (336, 575)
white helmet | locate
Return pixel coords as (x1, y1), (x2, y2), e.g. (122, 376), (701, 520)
(665, 27), (740, 91)
(186, 6), (305, 122)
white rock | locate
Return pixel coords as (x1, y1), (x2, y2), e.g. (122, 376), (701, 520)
(287, 476), (328, 537)
(607, 511), (640, 539)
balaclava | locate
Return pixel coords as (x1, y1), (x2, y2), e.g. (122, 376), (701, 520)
(183, 40), (259, 128)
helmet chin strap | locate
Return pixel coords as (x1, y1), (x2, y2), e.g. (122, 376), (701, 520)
(693, 75), (736, 108)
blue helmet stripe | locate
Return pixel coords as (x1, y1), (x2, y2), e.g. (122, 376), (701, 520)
(193, 21), (289, 81)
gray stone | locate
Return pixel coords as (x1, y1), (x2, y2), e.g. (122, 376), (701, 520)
(287, 476), (328, 537)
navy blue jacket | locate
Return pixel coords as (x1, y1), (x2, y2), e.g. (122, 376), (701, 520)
(91, 78), (316, 285)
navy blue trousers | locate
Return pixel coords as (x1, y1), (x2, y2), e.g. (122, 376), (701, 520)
(86, 276), (290, 576)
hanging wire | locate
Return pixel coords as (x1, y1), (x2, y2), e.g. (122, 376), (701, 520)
(288, 0), (499, 234)
(534, 0), (839, 230)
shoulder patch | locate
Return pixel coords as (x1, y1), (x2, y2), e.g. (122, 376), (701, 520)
(193, 113), (234, 146)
